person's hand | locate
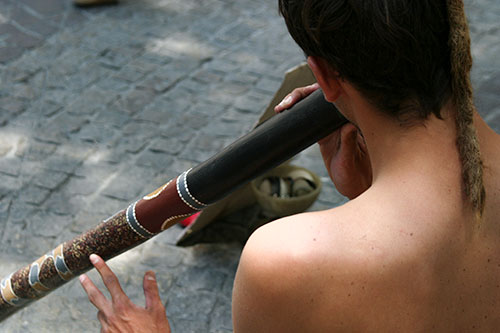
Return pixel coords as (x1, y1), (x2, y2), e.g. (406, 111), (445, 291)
(318, 124), (372, 199)
(274, 83), (320, 113)
(79, 254), (171, 333)
(275, 84), (372, 199)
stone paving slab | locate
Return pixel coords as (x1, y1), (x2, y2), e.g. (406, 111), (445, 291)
(0, 0), (498, 332)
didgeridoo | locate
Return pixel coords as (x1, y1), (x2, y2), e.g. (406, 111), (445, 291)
(0, 89), (347, 321)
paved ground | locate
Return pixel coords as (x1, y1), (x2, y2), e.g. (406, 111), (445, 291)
(0, 0), (498, 332)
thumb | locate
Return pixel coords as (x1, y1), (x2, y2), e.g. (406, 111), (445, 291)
(143, 271), (162, 310)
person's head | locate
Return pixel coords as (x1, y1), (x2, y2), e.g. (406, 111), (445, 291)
(279, 0), (485, 214)
(279, 0), (451, 123)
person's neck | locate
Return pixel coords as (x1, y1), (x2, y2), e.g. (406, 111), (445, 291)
(351, 98), (460, 187)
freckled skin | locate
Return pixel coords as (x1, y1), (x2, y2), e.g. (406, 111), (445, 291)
(233, 91), (500, 332)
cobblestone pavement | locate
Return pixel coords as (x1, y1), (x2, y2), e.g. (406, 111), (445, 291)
(0, 0), (498, 332)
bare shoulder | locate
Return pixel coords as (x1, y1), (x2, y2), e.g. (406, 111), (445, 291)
(232, 205), (395, 332)
(232, 200), (440, 332)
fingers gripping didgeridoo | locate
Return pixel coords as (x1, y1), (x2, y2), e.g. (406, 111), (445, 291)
(0, 89), (347, 321)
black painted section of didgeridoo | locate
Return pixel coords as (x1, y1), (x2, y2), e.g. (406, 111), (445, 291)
(188, 89), (348, 205)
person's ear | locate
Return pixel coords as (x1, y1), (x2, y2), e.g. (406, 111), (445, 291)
(307, 56), (342, 102)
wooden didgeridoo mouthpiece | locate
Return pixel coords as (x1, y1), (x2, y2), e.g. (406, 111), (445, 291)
(0, 89), (347, 321)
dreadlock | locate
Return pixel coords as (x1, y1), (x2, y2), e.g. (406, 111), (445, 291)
(446, 0), (485, 215)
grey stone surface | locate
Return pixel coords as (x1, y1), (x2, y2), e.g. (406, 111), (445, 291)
(0, 0), (498, 332)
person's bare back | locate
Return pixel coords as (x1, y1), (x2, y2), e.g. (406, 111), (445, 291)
(231, 1), (500, 330)
(232, 112), (500, 332)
